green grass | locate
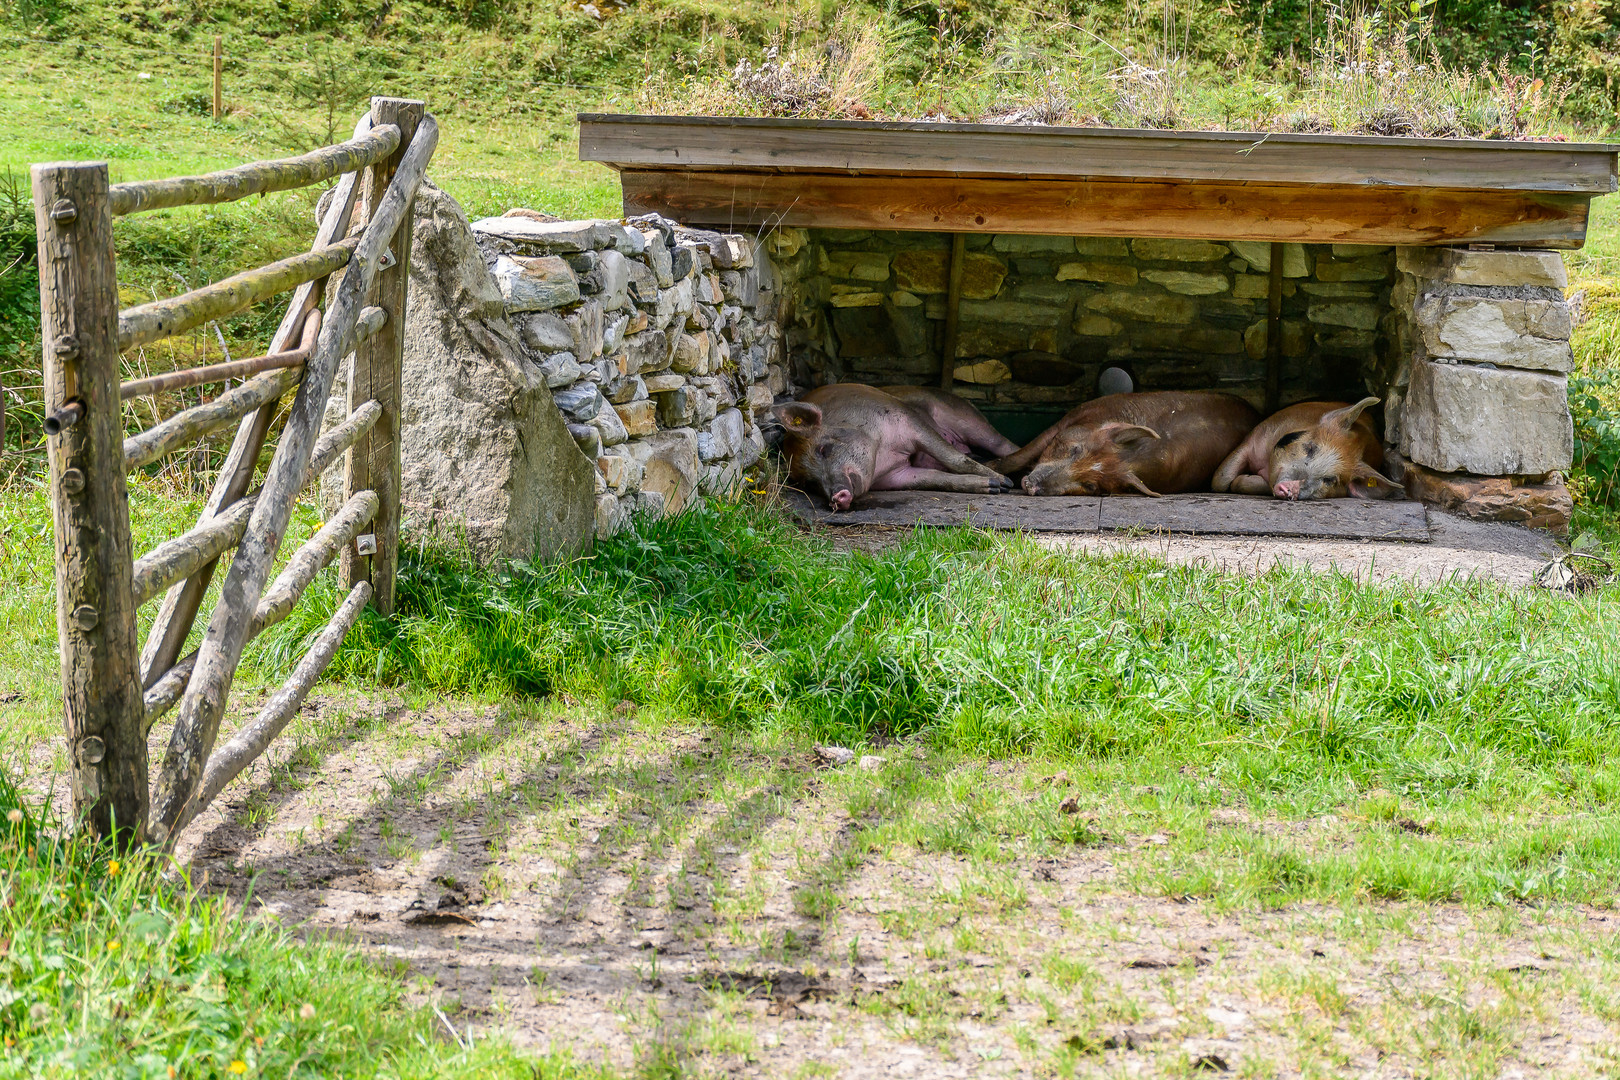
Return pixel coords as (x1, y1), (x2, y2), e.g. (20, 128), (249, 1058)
(0, 773), (608, 1079)
(247, 497), (1620, 911)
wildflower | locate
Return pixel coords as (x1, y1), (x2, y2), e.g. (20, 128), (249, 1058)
(108, 860), (121, 877)
(28, 1003), (49, 1022)
(107, 940), (120, 952)
(228, 1061), (247, 1075)
(5, 809), (21, 824)
(298, 1003), (316, 1020)
(167, 1068), (176, 1079)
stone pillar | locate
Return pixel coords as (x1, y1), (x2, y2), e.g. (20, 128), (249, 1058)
(1393, 248), (1574, 533)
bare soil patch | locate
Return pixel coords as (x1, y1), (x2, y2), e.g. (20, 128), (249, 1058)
(171, 695), (1620, 1078)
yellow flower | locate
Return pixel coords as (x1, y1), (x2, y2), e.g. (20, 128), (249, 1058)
(167, 1068), (176, 1079)
(107, 940), (120, 952)
(107, 860), (120, 876)
(228, 1061), (247, 1075)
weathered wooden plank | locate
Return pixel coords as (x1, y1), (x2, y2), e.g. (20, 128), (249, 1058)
(117, 237), (357, 353)
(109, 124), (400, 215)
(138, 126), (370, 690)
(182, 580), (372, 830)
(782, 488), (1430, 542)
(342, 97), (423, 617)
(149, 112), (438, 846)
(32, 162), (147, 845)
(1098, 493), (1430, 541)
(582, 114), (1620, 194)
(781, 487), (1102, 532)
(619, 170), (1593, 248)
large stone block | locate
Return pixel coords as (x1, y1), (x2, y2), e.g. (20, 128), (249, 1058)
(1400, 359), (1572, 475)
(1084, 290), (1198, 324)
(1228, 241), (1309, 277)
(891, 250), (1006, 298)
(394, 182), (595, 563)
(1141, 270), (1229, 295)
(492, 255), (580, 313)
(819, 249), (891, 281)
(1404, 462), (1571, 533)
(627, 429), (701, 514)
(471, 216), (613, 251)
(1396, 247), (1567, 290)
(1413, 295), (1573, 372)
(960, 299), (1066, 326)
(952, 359), (1012, 384)
(991, 235), (1074, 253)
(1057, 261), (1137, 285)
(1132, 238), (1229, 263)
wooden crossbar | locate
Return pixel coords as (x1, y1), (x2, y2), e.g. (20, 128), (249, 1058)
(117, 238), (357, 354)
(109, 125), (400, 215)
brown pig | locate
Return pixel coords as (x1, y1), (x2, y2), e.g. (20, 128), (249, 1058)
(1211, 398), (1400, 500)
(773, 383), (1019, 511)
(993, 391), (1260, 496)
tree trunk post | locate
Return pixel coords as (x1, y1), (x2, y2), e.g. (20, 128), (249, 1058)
(342, 96), (421, 616)
(32, 161), (147, 846)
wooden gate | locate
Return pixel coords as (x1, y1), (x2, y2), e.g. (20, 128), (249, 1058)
(32, 97), (437, 849)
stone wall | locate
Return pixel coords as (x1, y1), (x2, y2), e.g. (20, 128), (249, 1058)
(469, 213), (788, 538)
(770, 226), (1574, 532)
(1389, 248), (1574, 531)
(770, 228), (1393, 412)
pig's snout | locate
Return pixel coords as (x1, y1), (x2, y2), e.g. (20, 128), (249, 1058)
(1273, 479), (1301, 500)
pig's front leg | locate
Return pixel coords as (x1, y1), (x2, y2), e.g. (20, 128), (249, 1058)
(910, 426), (1013, 485)
(874, 465), (1015, 495)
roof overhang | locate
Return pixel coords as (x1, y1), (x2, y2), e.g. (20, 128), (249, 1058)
(579, 113), (1620, 249)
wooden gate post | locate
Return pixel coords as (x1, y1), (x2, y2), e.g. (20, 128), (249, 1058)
(32, 162), (147, 845)
(342, 96), (422, 616)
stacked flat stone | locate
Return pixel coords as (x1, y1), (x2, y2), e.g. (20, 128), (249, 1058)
(470, 214), (789, 538)
(1388, 248), (1574, 532)
(769, 228), (1394, 407)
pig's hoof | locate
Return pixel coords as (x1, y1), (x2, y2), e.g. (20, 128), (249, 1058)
(988, 474), (1015, 493)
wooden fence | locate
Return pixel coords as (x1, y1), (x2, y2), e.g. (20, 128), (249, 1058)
(32, 96), (437, 849)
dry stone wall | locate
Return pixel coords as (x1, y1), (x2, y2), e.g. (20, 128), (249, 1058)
(770, 228), (1394, 411)
(470, 213), (788, 538)
(1388, 247), (1575, 532)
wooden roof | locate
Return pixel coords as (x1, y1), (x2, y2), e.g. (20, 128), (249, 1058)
(579, 113), (1620, 248)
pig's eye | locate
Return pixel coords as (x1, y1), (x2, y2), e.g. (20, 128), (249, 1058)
(1323, 475), (1339, 486)
(816, 444), (832, 458)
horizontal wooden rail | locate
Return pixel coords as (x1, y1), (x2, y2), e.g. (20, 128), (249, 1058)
(109, 124), (399, 216)
(131, 499), (254, 608)
(119, 304), (383, 400)
(141, 404), (382, 725)
(124, 368), (301, 471)
(118, 237), (358, 354)
(120, 309), (325, 400)
(184, 580), (373, 827)
(256, 489), (380, 629)
(121, 309), (385, 471)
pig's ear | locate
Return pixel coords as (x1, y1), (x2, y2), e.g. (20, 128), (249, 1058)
(1323, 396), (1380, 433)
(772, 402), (823, 430)
(1348, 462), (1401, 500)
(1109, 425), (1161, 449)
(1122, 470), (1162, 497)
